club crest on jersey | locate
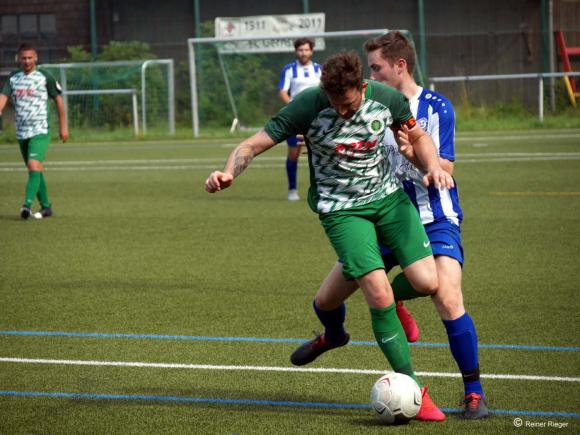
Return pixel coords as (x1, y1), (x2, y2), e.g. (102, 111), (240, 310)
(368, 118), (386, 135)
(417, 117), (428, 131)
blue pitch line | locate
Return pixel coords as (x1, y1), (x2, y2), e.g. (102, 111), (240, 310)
(1, 391), (579, 418)
(1, 330), (579, 352)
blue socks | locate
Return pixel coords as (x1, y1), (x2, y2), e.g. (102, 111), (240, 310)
(286, 158), (298, 190)
(313, 300), (346, 344)
(443, 312), (484, 398)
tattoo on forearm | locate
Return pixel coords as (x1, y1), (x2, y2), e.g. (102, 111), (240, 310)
(232, 147), (255, 177)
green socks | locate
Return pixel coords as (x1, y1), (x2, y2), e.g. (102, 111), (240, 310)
(24, 171), (42, 208)
(391, 272), (428, 302)
(36, 173), (51, 208)
(370, 303), (422, 387)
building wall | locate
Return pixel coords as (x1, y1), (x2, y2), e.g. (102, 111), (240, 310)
(1, 0), (579, 107)
(0, 0), (90, 67)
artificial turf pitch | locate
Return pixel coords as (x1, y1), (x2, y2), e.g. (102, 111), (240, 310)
(0, 129), (579, 433)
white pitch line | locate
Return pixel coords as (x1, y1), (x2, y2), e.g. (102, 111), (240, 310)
(1, 154), (579, 172)
(1, 152), (579, 167)
(1, 357), (578, 383)
(455, 132), (580, 141)
(0, 156), (286, 167)
(0, 164), (286, 172)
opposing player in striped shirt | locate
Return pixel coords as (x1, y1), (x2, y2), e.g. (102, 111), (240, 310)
(278, 38), (321, 201)
(365, 32), (488, 418)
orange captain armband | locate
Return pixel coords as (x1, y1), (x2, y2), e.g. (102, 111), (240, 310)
(390, 116), (417, 133)
(403, 117), (417, 129)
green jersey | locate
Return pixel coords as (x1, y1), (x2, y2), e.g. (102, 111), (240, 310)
(1, 68), (61, 140)
(265, 80), (413, 214)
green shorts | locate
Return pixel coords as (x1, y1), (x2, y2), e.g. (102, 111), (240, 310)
(18, 134), (51, 163)
(320, 189), (432, 280)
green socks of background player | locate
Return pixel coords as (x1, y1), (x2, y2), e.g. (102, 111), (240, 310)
(24, 171), (50, 208)
(391, 272), (428, 301)
(36, 173), (50, 208)
(370, 303), (422, 387)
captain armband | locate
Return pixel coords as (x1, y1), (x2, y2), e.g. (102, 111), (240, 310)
(389, 116), (417, 133)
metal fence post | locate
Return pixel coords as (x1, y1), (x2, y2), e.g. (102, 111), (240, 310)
(132, 90), (139, 136)
(60, 67), (68, 130)
(539, 77), (544, 123)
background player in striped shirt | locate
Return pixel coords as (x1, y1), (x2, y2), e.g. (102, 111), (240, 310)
(0, 43), (68, 219)
(278, 38), (321, 201)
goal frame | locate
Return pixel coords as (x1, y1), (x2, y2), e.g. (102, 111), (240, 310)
(186, 29), (410, 137)
(40, 60), (175, 135)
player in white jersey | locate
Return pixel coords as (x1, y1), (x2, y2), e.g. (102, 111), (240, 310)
(0, 43), (68, 219)
(278, 38), (321, 201)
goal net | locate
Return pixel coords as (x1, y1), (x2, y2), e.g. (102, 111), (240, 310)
(187, 29), (423, 136)
(40, 60), (175, 136)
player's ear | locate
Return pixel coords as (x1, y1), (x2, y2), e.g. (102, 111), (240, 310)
(396, 59), (406, 75)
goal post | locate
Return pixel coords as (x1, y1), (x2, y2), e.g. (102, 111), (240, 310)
(40, 60), (175, 136)
(187, 29), (423, 137)
(64, 89), (140, 136)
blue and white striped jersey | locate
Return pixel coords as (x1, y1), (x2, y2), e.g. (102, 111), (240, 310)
(385, 87), (463, 226)
(278, 60), (321, 99)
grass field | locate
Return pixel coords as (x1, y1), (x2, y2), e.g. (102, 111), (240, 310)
(1, 129), (579, 434)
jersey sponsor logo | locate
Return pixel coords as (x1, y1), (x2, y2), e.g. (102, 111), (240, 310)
(335, 139), (378, 156)
(442, 244), (454, 249)
(15, 89), (35, 97)
(423, 241), (430, 248)
(417, 117), (428, 131)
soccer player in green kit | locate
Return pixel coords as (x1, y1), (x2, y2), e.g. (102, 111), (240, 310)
(205, 51), (453, 421)
(0, 43), (68, 219)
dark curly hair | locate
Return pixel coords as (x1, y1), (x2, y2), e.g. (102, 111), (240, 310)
(363, 31), (416, 75)
(320, 51), (363, 97)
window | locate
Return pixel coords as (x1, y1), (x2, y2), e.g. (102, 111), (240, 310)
(1, 15), (18, 43)
(19, 15), (38, 40)
(0, 13), (57, 64)
(39, 14), (56, 40)
(0, 14), (56, 43)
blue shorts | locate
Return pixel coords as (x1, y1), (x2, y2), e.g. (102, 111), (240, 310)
(380, 219), (464, 271)
(287, 136), (300, 147)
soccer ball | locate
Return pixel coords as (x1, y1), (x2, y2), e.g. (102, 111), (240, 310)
(370, 372), (422, 424)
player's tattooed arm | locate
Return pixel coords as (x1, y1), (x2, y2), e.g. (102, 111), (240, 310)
(223, 129), (276, 179)
(231, 146), (255, 177)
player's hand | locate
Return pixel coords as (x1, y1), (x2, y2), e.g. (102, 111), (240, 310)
(397, 125), (415, 161)
(205, 171), (234, 193)
(422, 167), (454, 190)
(60, 126), (69, 143)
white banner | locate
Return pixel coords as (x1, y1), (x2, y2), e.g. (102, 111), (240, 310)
(215, 13), (325, 53)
